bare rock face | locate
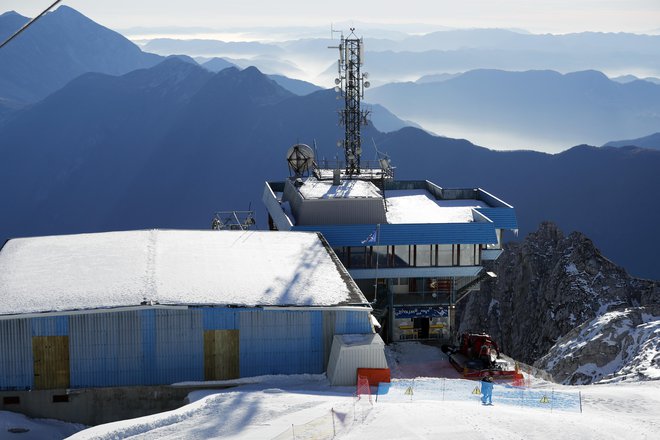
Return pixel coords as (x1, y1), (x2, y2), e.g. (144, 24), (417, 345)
(457, 221), (659, 384)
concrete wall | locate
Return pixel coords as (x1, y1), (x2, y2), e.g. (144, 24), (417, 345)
(0, 385), (232, 425)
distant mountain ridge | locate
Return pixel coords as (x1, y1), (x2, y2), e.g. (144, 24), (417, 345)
(604, 132), (660, 150)
(1, 58), (659, 280)
(0, 6), (162, 103)
(368, 69), (660, 150)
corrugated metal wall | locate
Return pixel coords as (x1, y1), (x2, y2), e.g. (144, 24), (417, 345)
(333, 310), (372, 334)
(0, 319), (32, 390)
(0, 307), (372, 390)
(70, 311), (145, 387)
(238, 309), (325, 376)
(31, 316), (68, 336)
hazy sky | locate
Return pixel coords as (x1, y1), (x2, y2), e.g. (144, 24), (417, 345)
(3, 0), (660, 34)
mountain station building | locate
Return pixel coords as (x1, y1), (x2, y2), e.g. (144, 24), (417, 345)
(263, 174), (517, 343)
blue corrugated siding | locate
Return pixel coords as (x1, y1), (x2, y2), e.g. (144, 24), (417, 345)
(294, 222), (497, 246)
(141, 309), (156, 384)
(70, 311), (144, 387)
(334, 310), (372, 334)
(70, 309), (203, 387)
(31, 316), (69, 336)
(151, 309), (203, 384)
(476, 208), (518, 230)
(1, 307), (371, 390)
(238, 309), (324, 377)
(202, 307), (238, 330)
(0, 319), (32, 390)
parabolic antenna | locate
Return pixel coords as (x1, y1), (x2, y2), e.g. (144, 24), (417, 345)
(286, 143), (315, 176)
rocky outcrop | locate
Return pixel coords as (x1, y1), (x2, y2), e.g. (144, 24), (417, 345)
(457, 221), (659, 384)
(536, 305), (660, 384)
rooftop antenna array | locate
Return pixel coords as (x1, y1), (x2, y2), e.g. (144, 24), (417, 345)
(330, 28), (370, 176)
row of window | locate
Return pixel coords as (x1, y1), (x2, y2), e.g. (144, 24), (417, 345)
(333, 244), (482, 269)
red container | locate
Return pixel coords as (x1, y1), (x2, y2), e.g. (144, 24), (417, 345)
(357, 368), (391, 385)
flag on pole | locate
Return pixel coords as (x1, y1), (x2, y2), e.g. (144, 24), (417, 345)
(361, 228), (378, 245)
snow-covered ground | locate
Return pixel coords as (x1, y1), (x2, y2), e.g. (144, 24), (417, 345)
(3, 343), (659, 439)
(0, 411), (84, 439)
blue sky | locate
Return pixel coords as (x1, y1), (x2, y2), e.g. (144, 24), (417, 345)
(3, 0), (660, 34)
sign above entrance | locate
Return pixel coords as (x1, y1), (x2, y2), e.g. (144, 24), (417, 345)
(394, 307), (448, 319)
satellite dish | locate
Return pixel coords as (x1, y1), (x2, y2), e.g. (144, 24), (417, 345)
(364, 81), (370, 88)
(286, 143), (315, 176)
(335, 78), (341, 85)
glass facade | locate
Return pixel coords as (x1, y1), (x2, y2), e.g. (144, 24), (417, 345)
(334, 244), (479, 269)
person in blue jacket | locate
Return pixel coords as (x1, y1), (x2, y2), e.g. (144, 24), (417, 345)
(481, 375), (494, 405)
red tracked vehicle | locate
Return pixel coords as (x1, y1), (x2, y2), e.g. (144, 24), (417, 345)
(442, 332), (522, 379)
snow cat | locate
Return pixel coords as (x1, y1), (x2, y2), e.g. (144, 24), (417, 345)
(441, 332), (522, 379)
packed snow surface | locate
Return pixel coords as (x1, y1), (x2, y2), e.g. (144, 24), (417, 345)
(55, 342), (660, 439)
(0, 230), (361, 315)
(298, 177), (382, 199)
(386, 190), (482, 224)
(0, 411), (83, 439)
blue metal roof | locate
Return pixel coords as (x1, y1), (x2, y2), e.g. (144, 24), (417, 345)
(475, 207), (518, 230)
(293, 222), (498, 246)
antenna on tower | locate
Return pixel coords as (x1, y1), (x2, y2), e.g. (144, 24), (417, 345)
(329, 28), (370, 176)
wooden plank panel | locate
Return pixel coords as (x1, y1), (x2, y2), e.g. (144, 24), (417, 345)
(33, 336), (70, 389)
(204, 330), (239, 380)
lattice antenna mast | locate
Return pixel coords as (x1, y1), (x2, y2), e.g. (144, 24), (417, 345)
(332, 28), (370, 176)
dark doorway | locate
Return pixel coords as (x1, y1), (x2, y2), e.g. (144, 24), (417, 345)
(413, 318), (430, 339)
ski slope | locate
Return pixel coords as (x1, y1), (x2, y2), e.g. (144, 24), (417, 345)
(3, 343), (659, 439)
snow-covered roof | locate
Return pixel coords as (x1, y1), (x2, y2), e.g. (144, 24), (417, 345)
(0, 230), (368, 316)
(385, 190), (484, 224)
(298, 177), (382, 199)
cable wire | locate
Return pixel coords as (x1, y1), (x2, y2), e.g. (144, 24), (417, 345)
(0, 0), (64, 50)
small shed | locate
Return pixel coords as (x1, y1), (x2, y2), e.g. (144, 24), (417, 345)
(326, 333), (388, 386)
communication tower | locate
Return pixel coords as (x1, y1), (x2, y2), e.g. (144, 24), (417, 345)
(331, 28), (370, 176)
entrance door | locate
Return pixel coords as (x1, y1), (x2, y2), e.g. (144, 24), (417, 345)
(32, 336), (70, 389)
(413, 318), (430, 339)
(204, 330), (240, 380)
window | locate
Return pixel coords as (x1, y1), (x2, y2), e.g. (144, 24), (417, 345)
(417, 245), (432, 267)
(393, 245), (411, 267)
(349, 247), (368, 268)
(436, 245), (453, 266)
(371, 245), (389, 267)
(459, 244), (475, 266)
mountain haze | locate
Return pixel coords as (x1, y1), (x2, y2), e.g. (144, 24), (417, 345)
(368, 69), (660, 150)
